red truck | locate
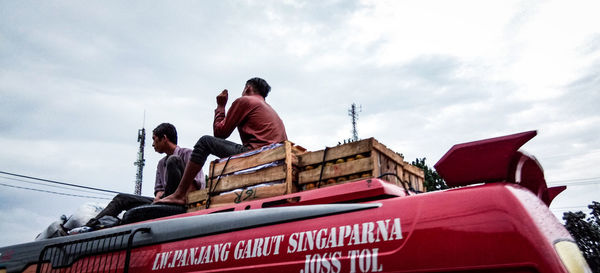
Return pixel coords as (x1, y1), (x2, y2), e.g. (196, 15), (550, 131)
(0, 131), (591, 272)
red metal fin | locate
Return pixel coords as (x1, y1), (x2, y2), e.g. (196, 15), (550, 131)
(434, 131), (537, 187)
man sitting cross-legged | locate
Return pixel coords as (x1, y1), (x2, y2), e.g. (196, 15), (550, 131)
(157, 77), (287, 205)
(84, 123), (205, 228)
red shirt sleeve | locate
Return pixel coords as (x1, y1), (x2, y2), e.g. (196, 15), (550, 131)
(213, 97), (249, 139)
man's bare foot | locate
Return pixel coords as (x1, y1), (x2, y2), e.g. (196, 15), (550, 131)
(154, 193), (186, 205)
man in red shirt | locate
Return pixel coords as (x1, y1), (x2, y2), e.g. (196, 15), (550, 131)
(158, 77), (287, 205)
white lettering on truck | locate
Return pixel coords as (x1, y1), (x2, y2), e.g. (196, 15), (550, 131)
(152, 243), (231, 270)
(234, 235), (285, 259)
(288, 218), (402, 253)
(151, 218), (402, 272)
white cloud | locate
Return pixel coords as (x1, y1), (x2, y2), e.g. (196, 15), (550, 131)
(348, 0), (520, 64)
(0, 207), (59, 247)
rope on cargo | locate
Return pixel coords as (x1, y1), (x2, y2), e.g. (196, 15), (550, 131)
(206, 156), (232, 209)
(316, 147), (330, 188)
(378, 173), (411, 194)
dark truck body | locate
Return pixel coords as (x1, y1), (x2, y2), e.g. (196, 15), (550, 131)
(0, 131), (591, 273)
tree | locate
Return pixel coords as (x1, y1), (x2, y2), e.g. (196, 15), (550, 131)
(412, 158), (449, 192)
(563, 201), (600, 272)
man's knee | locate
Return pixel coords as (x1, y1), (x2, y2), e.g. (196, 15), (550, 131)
(194, 135), (215, 149)
(166, 155), (184, 169)
(111, 193), (132, 206)
(190, 135), (214, 165)
(113, 193), (129, 201)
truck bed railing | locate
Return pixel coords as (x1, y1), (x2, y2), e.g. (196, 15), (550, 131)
(36, 227), (150, 273)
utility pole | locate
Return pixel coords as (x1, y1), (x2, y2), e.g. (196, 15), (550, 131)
(133, 113), (146, 195)
(348, 103), (361, 142)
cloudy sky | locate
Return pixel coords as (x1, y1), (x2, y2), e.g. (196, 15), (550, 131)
(1, 0), (599, 247)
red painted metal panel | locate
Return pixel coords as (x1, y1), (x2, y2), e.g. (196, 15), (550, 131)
(434, 131), (537, 187)
(108, 184), (570, 273)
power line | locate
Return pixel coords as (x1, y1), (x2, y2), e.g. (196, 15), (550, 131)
(0, 182), (112, 200)
(550, 176), (600, 183)
(551, 206), (592, 212)
(548, 177), (600, 187)
(0, 170), (122, 194)
(542, 149), (600, 159)
(549, 181), (600, 187)
(0, 176), (114, 196)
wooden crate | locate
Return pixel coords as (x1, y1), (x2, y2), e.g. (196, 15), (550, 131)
(187, 141), (305, 211)
(298, 138), (425, 190)
(403, 163), (426, 192)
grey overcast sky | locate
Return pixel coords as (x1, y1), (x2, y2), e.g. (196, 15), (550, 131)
(1, 0), (599, 246)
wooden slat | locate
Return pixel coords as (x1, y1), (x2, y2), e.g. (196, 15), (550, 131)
(284, 141), (295, 194)
(187, 183), (288, 212)
(396, 164), (405, 188)
(210, 145), (288, 177)
(372, 139), (405, 167)
(377, 152), (400, 184)
(207, 183), (287, 206)
(187, 188), (208, 204)
(298, 157), (373, 184)
(404, 163), (424, 176)
(211, 165), (288, 193)
(299, 138), (374, 166)
(319, 175), (369, 188)
(372, 149), (380, 178)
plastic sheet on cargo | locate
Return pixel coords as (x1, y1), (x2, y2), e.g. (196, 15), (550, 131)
(233, 160), (284, 175)
(218, 180), (285, 195)
(212, 160), (284, 179)
(216, 143), (283, 163)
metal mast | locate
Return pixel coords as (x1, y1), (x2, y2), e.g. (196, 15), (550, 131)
(133, 114), (146, 195)
(348, 103), (361, 142)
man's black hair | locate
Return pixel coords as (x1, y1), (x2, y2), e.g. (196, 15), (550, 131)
(246, 77), (271, 98)
(153, 123), (178, 144)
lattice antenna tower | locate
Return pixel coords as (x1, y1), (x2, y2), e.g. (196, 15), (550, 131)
(348, 103), (362, 142)
(133, 112), (146, 195)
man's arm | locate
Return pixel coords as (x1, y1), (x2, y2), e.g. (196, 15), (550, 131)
(213, 92), (248, 139)
(154, 160), (166, 194)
